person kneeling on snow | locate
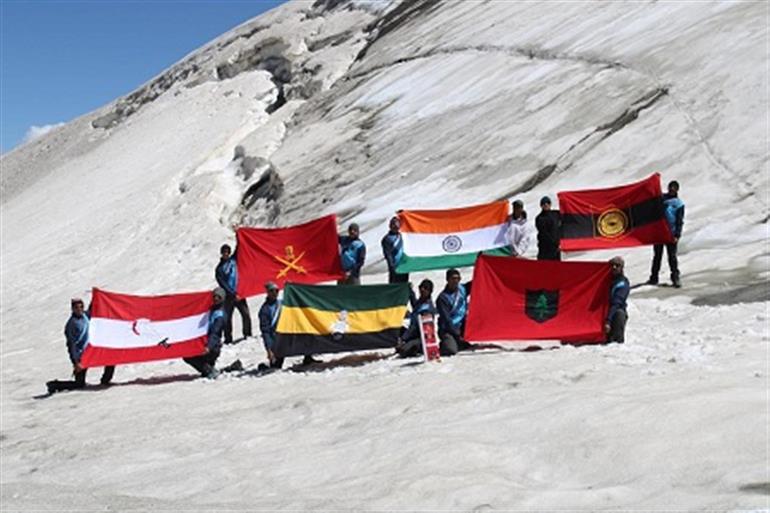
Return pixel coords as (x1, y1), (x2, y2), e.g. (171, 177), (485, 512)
(606, 256), (630, 344)
(46, 297), (115, 394)
(396, 279), (436, 358)
(437, 269), (472, 356)
(184, 288), (227, 378)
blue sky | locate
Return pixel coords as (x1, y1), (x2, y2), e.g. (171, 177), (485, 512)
(0, 0), (288, 153)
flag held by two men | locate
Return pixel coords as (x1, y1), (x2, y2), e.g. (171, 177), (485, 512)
(274, 283), (409, 357)
(236, 214), (344, 296)
(81, 288), (212, 367)
(558, 173), (674, 251)
(465, 255), (611, 343)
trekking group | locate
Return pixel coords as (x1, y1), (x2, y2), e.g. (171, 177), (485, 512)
(47, 181), (684, 392)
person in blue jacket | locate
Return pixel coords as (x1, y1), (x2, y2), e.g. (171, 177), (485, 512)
(215, 243), (252, 344)
(606, 256), (630, 343)
(184, 288), (227, 378)
(258, 281), (283, 369)
(46, 298), (116, 394)
(338, 223), (366, 285)
(649, 180), (685, 288)
(436, 269), (472, 356)
(396, 279), (436, 358)
(381, 217), (407, 284)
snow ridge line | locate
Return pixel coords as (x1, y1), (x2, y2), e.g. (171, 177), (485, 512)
(347, 43), (630, 82)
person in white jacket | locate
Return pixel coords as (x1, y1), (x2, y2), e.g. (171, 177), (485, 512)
(507, 200), (534, 257)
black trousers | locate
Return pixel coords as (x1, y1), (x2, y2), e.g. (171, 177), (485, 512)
(184, 349), (220, 376)
(224, 295), (252, 343)
(47, 366), (115, 392)
(397, 337), (423, 358)
(650, 243), (679, 282)
(607, 310), (627, 344)
(388, 270), (409, 284)
(537, 247), (561, 261)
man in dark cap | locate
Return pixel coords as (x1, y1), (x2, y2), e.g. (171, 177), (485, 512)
(339, 223), (366, 285)
(215, 243), (252, 344)
(535, 196), (562, 260)
(258, 281), (283, 368)
(396, 279), (436, 358)
(648, 180), (685, 288)
(381, 216), (407, 283)
(183, 287), (231, 378)
(606, 256), (630, 343)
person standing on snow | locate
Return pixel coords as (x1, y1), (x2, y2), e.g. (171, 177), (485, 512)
(396, 279), (436, 358)
(535, 196), (562, 260)
(338, 223), (366, 285)
(258, 281), (283, 369)
(606, 256), (630, 344)
(507, 199), (534, 257)
(436, 269), (472, 356)
(381, 216), (408, 283)
(46, 298), (115, 394)
(648, 180), (685, 288)
(215, 243), (252, 344)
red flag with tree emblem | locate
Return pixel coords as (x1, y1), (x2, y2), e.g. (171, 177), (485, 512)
(465, 255), (611, 343)
(236, 215), (344, 296)
(558, 173), (674, 251)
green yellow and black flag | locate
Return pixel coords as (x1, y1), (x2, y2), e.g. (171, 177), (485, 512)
(274, 282), (410, 357)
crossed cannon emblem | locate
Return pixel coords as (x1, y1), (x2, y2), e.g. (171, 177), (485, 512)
(274, 245), (307, 278)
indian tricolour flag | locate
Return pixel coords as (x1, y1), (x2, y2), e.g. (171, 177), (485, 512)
(80, 288), (211, 368)
(396, 200), (512, 273)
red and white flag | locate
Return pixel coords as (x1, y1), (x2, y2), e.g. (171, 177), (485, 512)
(80, 288), (212, 368)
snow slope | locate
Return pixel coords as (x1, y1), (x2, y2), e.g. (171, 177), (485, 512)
(1, 0), (767, 510)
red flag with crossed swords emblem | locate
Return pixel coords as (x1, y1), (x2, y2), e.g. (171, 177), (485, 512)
(235, 215), (345, 296)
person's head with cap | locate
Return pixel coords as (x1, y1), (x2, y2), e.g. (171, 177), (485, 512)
(418, 278), (434, 300)
(540, 196), (552, 211)
(212, 287), (226, 304)
(667, 180), (680, 196)
(265, 281), (279, 301)
(220, 244), (232, 261)
(389, 216), (400, 233)
(512, 199), (525, 220)
(348, 223), (360, 239)
(70, 297), (85, 316)
(609, 256), (625, 276)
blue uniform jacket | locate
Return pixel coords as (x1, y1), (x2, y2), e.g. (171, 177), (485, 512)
(215, 256), (238, 296)
(436, 282), (472, 338)
(662, 193), (685, 239)
(381, 232), (404, 272)
(403, 289), (436, 342)
(208, 306), (226, 351)
(339, 236), (366, 277)
(258, 298), (282, 351)
(607, 275), (630, 323)
(64, 313), (90, 364)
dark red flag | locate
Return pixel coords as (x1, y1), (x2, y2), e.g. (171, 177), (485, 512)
(236, 214), (344, 297)
(558, 173), (674, 251)
(465, 255), (611, 343)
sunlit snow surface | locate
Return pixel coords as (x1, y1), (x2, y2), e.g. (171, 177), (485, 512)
(1, 0), (767, 510)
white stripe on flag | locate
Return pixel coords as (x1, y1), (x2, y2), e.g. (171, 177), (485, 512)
(401, 223), (510, 257)
(90, 313), (209, 349)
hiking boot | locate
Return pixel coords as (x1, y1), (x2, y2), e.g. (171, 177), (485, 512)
(205, 368), (220, 379)
(302, 355), (322, 365)
(647, 277), (659, 285)
(672, 279), (682, 288)
(46, 381), (57, 395)
(222, 359), (243, 372)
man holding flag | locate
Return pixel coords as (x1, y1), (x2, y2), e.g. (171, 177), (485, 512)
(648, 180), (685, 288)
(436, 269), (472, 356)
(607, 256), (630, 343)
(258, 281), (283, 368)
(46, 298), (116, 394)
(182, 288), (227, 378)
(215, 244), (252, 344)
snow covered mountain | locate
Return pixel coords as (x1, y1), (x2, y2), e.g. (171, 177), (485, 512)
(1, 1), (767, 509)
